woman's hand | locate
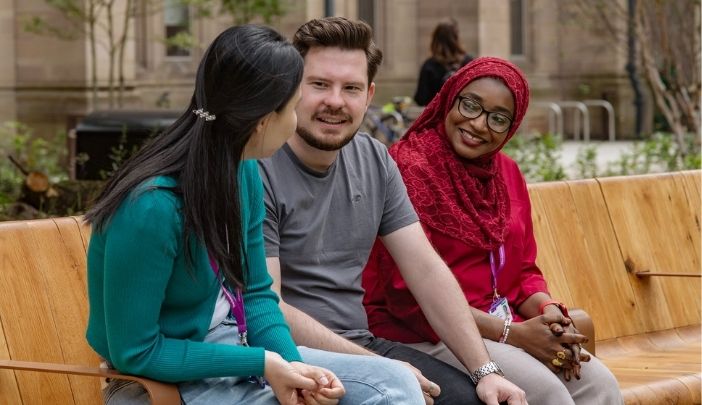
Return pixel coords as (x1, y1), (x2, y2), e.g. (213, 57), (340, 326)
(264, 351), (318, 405)
(289, 362), (345, 405)
(508, 314), (588, 373)
(542, 306), (592, 380)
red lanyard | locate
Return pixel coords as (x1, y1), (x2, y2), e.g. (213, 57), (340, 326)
(209, 257), (249, 346)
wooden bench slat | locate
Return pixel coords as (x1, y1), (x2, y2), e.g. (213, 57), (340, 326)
(615, 376), (693, 405)
(72, 216), (91, 252)
(598, 173), (701, 331)
(679, 170), (701, 206)
(527, 181), (576, 306)
(0, 221), (77, 404)
(675, 374), (702, 404)
(675, 325), (702, 344)
(676, 171), (701, 267)
(608, 369), (699, 405)
(41, 218), (102, 405)
(0, 318), (22, 405)
(644, 327), (701, 351)
(566, 178), (655, 341)
(605, 353), (702, 371)
(530, 179), (647, 341)
(614, 331), (698, 356)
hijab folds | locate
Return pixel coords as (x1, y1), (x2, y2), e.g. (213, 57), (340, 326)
(390, 57), (530, 250)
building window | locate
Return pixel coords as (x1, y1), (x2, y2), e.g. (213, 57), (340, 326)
(510, 0), (525, 57)
(358, 0), (375, 31)
(135, 1), (149, 68)
(164, 0), (190, 57)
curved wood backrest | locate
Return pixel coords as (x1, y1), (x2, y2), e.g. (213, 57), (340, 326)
(528, 170), (701, 343)
(529, 179), (645, 341)
(597, 171), (701, 331)
(0, 218), (101, 404)
(0, 217), (179, 405)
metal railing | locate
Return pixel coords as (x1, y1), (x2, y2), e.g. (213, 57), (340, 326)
(530, 102), (564, 136)
(583, 99), (616, 142)
(555, 101), (590, 142)
(527, 99), (616, 142)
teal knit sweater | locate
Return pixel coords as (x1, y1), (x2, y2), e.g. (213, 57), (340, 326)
(86, 160), (300, 383)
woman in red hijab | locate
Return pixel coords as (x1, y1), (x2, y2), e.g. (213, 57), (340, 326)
(363, 57), (622, 404)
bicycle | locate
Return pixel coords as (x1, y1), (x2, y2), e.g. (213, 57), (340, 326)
(361, 96), (423, 146)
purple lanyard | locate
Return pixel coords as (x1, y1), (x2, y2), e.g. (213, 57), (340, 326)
(209, 254), (268, 388)
(209, 257), (249, 346)
(489, 244), (506, 299)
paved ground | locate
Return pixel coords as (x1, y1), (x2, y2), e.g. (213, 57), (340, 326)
(560, 140), (636, 177)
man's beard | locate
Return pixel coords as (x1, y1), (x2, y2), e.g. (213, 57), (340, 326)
(296, 111), (359, 151)
(297, 126), (357, 151)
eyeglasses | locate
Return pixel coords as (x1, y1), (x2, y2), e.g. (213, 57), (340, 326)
(456, 96), (513, 133)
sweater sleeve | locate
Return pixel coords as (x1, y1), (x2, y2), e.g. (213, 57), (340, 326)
(240, 160), (302, 363)
(101, 185), (275, 382)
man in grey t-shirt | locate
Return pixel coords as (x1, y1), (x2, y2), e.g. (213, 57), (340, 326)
(260, 133), (416, 343)
(260, 17), (526, 405)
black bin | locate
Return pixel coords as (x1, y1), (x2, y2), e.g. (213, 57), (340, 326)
(73, 110), (180, 180)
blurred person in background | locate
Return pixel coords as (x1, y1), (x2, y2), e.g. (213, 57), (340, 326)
(414, 18), (474, 106)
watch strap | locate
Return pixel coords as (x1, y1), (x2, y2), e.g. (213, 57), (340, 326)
(469, 361), (504, 384)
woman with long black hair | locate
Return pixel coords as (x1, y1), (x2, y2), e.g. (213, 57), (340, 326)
(85, 24), (423, 405)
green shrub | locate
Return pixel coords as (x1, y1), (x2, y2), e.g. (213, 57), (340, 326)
(0, 122), (68, 198)
(574, 144), (599, 179)
(0, 121), (71, 219)
(601, 132), (700, 177)
(503, 132), (567, 182)
(505, 131), (699, 182)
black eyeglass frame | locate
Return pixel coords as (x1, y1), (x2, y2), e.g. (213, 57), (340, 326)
(455, 96), (513, 134)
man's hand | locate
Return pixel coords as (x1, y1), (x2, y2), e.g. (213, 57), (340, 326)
(475, 373), (527, 405)
(397, 360), (441, 405)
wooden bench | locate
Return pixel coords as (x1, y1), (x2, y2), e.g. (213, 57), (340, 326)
(0, 217), (180, 404)
(0, 171), (698, 404)
(528, 170), (701, 404)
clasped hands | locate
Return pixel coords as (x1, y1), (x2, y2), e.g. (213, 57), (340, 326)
(510, 311), (591, 381)
(265, 351), (345, 405)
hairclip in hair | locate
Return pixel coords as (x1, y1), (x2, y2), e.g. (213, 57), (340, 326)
(193, 108), (216, 121)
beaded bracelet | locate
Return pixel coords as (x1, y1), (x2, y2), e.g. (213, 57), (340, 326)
(498, 318), (512, 343)
(538, 299), (569, 318)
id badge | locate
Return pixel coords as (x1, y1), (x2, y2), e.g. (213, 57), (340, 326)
(488, 296), (513, 321)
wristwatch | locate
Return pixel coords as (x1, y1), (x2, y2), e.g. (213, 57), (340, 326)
(469, 361), (504, 384)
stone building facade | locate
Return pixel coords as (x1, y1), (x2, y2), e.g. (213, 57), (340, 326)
(0, 0), (651, 140)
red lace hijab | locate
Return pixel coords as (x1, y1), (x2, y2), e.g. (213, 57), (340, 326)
(390, 57), (530, 250)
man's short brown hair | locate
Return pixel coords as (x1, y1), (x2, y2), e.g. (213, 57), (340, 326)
(293, 17), (383, 83)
